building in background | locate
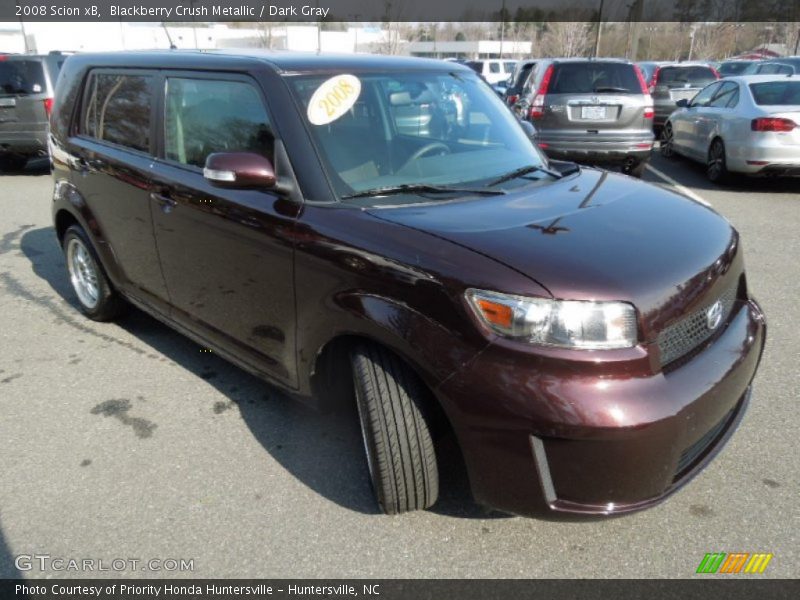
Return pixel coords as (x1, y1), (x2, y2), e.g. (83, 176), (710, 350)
(405, 39), (531, 59)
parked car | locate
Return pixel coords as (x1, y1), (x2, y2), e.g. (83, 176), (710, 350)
(718, 59), (762, 76)
(743, 60), (800, 75)
(648, 62), (720, 131)
(464, 59), (516, 85)
(742, 60), (797, 75)
(0, 51), (67, 171)
(636, 61), (669, 82)
(661, 74), (800, 182)
(515, 58), (655, 177)
(51, 50), (765, 518)
(503, 59), (539, 106)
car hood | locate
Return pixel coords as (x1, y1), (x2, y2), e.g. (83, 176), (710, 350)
(366, 168), (739, 341)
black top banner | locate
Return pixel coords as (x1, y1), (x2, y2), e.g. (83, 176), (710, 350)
(2, 0), (800, 22)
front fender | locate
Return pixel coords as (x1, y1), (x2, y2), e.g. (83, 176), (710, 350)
(302, 291), (488, 400)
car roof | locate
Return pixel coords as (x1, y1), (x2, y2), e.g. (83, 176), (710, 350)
(61, 49), (472, 74)
(725, 74), (800, 82)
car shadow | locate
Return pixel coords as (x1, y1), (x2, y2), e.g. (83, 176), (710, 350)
(0, 526), (22, 579)
(0, 157), (51, 177)
(653, 149), (800, 195)
(18, 226), (506, 520)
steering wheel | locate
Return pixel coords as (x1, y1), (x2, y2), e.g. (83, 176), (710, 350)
(402, 142), (451, 170)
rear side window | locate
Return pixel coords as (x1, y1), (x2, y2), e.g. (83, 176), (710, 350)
(656, 66), (717, 88)
(83, 73), (152, 153)
(749, 81), (800, 105)
(164, 78), (273, 168)
(548, 63), (642, 94)
(489, 63), (500, 74)
(757, 63), (793, 75)
(0, 60), (45, 95)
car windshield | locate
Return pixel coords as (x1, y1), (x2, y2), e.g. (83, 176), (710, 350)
(548, 62), (642, 94)
(657, 66), (717, 88)
(749, 81), (800, 105)
(287, 70), (548, 205)
(719, 62), (753, 76)
(0, 60), (46, 95)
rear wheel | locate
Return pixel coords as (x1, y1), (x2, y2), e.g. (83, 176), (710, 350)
(62, 225), (124, 321)
(625, 160), (647, 178)
(350, 343), (439, 514)
(660, 123), (675, 158)
(707, 138), (729, 184)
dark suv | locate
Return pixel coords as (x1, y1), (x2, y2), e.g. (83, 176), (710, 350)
(515, 58), (654, 177)
(51, 51), (765, 518)
(0, 52), (66, 170)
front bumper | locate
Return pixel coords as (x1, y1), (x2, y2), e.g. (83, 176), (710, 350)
(437, 298), (766, 518)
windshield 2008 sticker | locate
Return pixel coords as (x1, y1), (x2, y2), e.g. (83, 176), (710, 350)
(307, 74), (362, 126)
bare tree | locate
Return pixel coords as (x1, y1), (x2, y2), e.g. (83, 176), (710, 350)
(540, 22), (593, 58)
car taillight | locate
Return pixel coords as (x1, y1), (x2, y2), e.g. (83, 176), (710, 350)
(43, 98), (53, 119)
(507, 94), (519, 106)
(710, 67), (721, 79)
(648, 67), (660, 94)
(644, 107), (655, 119)
(751, 117), (796, 132)
(634, 65), (649, 94)
(529, 65), (554, 120)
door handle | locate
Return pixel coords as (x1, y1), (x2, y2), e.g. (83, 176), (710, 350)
(150, 191), (177, 213)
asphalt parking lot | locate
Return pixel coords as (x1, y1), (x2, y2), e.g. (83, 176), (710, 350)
(0, 153), (797, 579)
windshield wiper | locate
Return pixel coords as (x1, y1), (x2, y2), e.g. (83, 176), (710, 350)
(341, 183), (506, 200)
(488, 164), (563, 186)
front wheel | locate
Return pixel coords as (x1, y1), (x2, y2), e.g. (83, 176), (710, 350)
(62, 225), (124, 321)
(351, 343), (439, 514)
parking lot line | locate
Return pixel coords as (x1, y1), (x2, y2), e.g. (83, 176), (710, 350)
(645, 164), (712, 208)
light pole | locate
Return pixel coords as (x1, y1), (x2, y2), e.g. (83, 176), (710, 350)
(593, 0), (605, 58)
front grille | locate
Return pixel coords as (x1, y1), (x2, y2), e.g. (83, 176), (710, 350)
(657, 283), (738, 368)
(674, 410), (732, 479)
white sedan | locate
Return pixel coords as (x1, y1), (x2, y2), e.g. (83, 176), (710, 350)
(661, 74), (800, 183)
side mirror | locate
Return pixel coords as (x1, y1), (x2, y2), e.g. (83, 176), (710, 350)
(675, 99), (689, 108)
(203, 152), (276, 188)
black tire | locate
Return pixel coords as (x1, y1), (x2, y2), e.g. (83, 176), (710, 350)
(707, 138), (729, 184)
(62, 225), (124, 321)
(660, 123), (675, 159)
(351, 343), (439, 514)
(625, 160), (647, 178)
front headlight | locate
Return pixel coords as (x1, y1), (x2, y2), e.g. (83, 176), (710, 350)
(465, 289), (638, 349)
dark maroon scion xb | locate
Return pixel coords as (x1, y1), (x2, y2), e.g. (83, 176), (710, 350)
(49, 51), (766, 518)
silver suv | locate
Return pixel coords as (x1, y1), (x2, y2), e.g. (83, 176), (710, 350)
(647, 62), (719, 132)
(515, 58), (654, 177)
(0, 52), (67, 171)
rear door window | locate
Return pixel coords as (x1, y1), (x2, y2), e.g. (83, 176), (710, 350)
(0, 60), (46, 95)
(83, 72), (153, 153)
(164, 77), (274, 168)
(749, 81), (800, 105)
(548, 63), (641, 94)
(656, 66), (717, 88)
